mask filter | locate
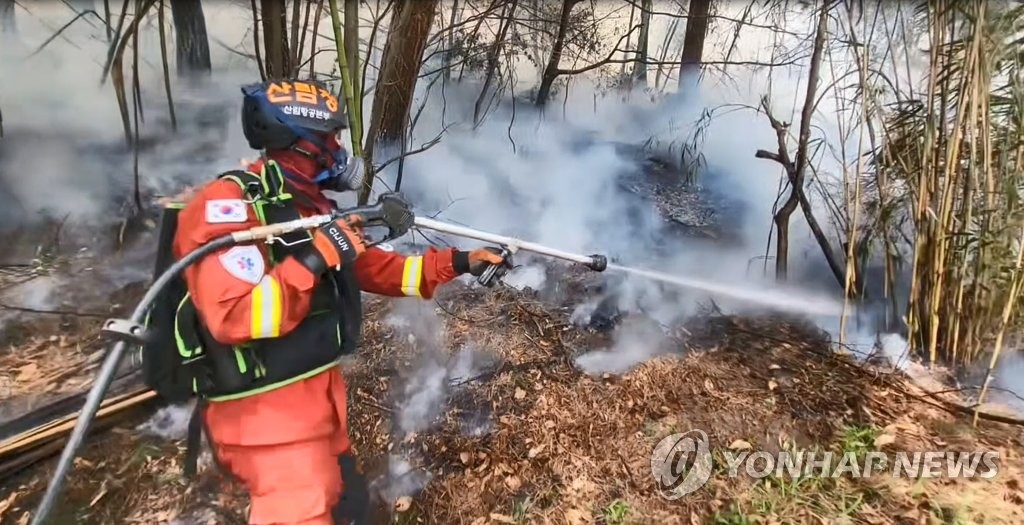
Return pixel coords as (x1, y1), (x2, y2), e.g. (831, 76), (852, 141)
(314, 150), (365, 193)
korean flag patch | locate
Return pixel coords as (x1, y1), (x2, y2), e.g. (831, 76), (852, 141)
(219, 245), (265, 284)
(206, 199), (248, 223)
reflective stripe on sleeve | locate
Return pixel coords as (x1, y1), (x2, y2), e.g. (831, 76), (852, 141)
(250, 274), (283, 338)
(401, 256), (424, 297)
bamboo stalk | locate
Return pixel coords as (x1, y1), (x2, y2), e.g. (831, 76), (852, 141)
(973, 219), (1024, 426)
(0, 390), (157, 455)
(839, 4), (870, 344)
(131, 0), (143, 211)
(327, 0), (364, 158)
(927, 14), (975, 366)
(157, 0), (176, 132)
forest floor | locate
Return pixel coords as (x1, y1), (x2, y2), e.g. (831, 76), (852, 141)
(1, 160), (1023, 524)
(2, 265), (1023, 524)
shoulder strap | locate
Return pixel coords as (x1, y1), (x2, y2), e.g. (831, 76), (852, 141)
(217, 163), (310, 261)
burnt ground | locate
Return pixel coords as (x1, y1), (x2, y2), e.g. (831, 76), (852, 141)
(2, 275), (1024, 524)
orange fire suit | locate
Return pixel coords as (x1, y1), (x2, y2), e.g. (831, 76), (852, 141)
(173, 159), (463, 524)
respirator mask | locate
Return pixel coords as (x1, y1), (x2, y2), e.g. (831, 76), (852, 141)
(305, 128), (365, 193)
(311, 145), (365, 193)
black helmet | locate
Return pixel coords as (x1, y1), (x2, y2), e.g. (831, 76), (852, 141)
(241, 78), (348, 150)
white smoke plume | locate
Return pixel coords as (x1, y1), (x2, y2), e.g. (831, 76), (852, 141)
(379, 298), (494, 501)
(993, 351), (1024, 414)
(137, 402), (195, 441)
(0, 4), (257, 233)
(575, 316), (674, 375)
(386, 299), (490, 435)
(379, 456), (432, 504)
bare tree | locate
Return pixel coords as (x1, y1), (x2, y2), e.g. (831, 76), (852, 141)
(534, 1), (643, 107)
(260, 0), (290, 78)
(170, 0), (211, 76)
(634, 0), (651, 86)
(442, 0), (460, 84)
(679, 0), (712, 86)
(473, 0), (518, 127)
(754, 2), (844, 285)
(359, 0), (440, 204)
(0, 0), (15, 34)
(535, 0), (580, 107)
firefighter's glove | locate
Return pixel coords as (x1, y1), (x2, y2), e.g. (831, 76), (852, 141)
(454, 247), (512, 277)
(300, 215), (366, 275)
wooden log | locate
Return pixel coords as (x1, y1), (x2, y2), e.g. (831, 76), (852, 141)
(0, 388), (157, 480)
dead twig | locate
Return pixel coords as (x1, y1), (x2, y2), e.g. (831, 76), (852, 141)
(28, 10), (107, 58)
(0, 302), (109, 318)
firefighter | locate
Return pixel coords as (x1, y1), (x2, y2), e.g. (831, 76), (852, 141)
(172, 78), (507, 525)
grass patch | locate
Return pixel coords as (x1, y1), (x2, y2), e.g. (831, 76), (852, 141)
(713, 505), (756, 525)
(719, 443), (888, 523)
(603, 499), (630, 524)
(837, 424), (879, 457)
(511, 496), (533, 523)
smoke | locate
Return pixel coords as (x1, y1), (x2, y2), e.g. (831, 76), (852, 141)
(386, 299), (492, 435)
(1, 3), (846, 361)
(137, 402), (194, 441)
(6, 0), (1018, 449)
(378, 299), (496, 500)
(379, 456), (432, 504)
(0, 5), (257, 233)
(502, 263), (548, 291)
(379, 67), (852, 375)
(575, 316), (674, 375)
(993, 351), (1024, 414)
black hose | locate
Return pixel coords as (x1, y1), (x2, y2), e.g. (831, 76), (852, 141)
(30, 234), (236, 525)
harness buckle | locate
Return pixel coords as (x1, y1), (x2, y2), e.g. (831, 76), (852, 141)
(239, 181), (265, 204)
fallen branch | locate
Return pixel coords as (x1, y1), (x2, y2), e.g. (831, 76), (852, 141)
(0, 389), (157, 480)
(0, 302), (109, 318)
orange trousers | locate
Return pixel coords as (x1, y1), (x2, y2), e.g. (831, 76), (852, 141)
(204, 368), (350, 525)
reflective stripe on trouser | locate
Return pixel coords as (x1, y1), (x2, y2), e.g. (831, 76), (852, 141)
(250, 274), (283, 338)
(400, 256), (423, 297)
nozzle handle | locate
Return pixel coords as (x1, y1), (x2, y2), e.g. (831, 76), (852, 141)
(476, 246), (514, 288)
(334, 192), (415, 241)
